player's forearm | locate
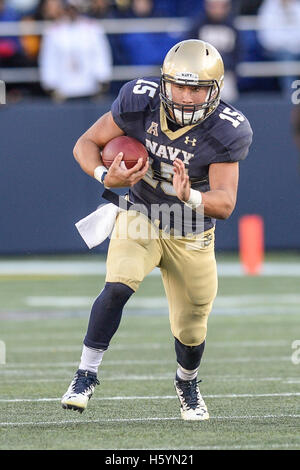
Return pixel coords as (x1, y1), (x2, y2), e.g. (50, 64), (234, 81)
(73, 137), (103, 178)
(201, 189), (236, 220)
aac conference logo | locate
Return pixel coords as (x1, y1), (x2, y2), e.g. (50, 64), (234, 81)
(0, 80), (6, 105)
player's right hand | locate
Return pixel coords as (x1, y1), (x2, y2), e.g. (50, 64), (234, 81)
(173, 158), (191, 202)
(104, 152), (149, 188)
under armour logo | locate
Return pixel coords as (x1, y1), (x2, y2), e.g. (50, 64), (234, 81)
(147, 121), (159, 137)
(184, 136), (197, 146)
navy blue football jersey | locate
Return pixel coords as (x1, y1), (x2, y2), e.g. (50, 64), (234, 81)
(111, 77), (253, 235)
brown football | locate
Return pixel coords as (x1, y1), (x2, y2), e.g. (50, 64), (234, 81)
(102, 136), (148, 169)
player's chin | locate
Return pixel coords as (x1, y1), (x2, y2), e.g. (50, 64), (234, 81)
(174, 110), (194, 126)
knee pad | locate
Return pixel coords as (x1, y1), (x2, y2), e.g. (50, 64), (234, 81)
(175, 337), (205, 370)
(101, 281), (134, 307)
(84, 282), (134, 350)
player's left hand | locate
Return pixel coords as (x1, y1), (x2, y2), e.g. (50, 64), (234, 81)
(173, 158), (191, 202)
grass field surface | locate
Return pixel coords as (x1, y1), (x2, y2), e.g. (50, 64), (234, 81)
(0, 253), (299, 450)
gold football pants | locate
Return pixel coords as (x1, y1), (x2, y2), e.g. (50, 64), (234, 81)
(106, 210), (218, 346)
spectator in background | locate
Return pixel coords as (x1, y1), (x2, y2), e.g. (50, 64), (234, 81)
(7, 0), (39, 16)
(0, 0), (29, 67)
(88, 0), (114, 18)
(238, 0), (264, 15)
(21, 0), (65, 66)
(114, 0), (131, 15)
(186, 0), (239, 102)
(38, 0), (112, 102)
(118, 0), (178, 66)
(34, 0), (64, 19)
(87, 0), (129, 86)
(152, 0), (204, 17)
(257, 0), (300, 98)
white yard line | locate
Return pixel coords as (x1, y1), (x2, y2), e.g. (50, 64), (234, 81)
(1, 392), (300, 403)
(24, 294), (300, 309)
(1, 413), (300, 428)
(1, 375), (297, 384)
(0, 261), (108, 276)
(6, 339), (291, 354)
(3, 307), (300, 319)
(0, 357), (293, 370)
(184, 444), (300, 450)
(0, 377), (297, 384)
(1, 261), (300, 277)
(134, 444), (298, 450)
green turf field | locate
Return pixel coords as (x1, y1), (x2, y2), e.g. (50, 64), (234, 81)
(0, 253), (299, 450)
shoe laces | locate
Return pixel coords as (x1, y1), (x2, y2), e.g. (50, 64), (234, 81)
(177, 378), (202, 410)
(72, 370), (99, 394)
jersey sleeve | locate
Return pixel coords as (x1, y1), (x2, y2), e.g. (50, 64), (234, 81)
(207, 107), (253, 164)
(111, 78), (159, 134)
(224, 122), (253, 163)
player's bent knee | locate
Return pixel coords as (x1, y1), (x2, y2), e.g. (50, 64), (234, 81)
(177, 326), (207, 347)
(172, 306), (212, 346)
(102, 281), (135, 303)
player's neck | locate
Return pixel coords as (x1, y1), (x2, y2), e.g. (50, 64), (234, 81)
(166, 118), (182, 132)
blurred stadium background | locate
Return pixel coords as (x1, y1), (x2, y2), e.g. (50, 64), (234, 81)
(0, 0), (300, 451)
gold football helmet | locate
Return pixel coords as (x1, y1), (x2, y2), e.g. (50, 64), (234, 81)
(160, 39), (224, 126)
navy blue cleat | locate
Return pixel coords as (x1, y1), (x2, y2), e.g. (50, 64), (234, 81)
(61, 369), (99, 413)
(174, 375), (209, 421)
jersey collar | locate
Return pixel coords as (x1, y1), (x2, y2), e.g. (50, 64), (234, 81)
(160, 104), (198, 140)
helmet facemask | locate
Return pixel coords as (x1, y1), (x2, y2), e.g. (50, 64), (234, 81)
(160, 74), (221, 127)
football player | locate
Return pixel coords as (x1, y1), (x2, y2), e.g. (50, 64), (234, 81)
(61, 39), (253, 420)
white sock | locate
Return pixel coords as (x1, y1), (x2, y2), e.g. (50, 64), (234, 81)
(79, 345), (105, 374)
(176, 364), (198, 381)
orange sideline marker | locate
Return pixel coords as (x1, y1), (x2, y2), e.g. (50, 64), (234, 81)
(238, 215), (264, 275)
